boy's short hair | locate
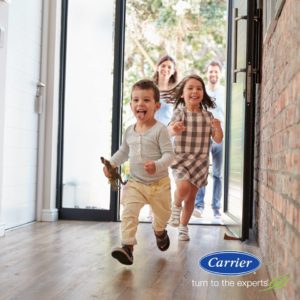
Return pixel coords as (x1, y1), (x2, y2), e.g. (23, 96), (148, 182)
(131, 79), (160, 103)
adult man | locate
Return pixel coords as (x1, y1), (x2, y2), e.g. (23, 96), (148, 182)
(193, 61), (225, 218)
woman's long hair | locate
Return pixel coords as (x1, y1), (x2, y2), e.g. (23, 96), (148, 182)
(172, 74), (216, 110)
(152, 55), (178, 86)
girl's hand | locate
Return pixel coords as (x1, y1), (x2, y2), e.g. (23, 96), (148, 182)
(211, 118), (223, 144)
(144, 161), (156, 175)
(211, 118), (221, 129)
(169, 121), (186, 135)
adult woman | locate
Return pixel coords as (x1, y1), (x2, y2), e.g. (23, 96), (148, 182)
(153, 55), (178, 125)
(143, 55), (178, 221)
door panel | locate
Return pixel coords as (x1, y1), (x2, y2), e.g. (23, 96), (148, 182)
(58, 0), (122, 221)
(226, 72), (246, 237)
(224, 0), (259, 239)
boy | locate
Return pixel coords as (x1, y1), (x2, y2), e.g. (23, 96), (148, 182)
(103, 79), (174, 265)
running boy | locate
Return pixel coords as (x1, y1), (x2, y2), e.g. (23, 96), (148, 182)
(103, 79), (174, 265)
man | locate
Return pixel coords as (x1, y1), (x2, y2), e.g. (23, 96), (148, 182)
(193, 61), (225, 218)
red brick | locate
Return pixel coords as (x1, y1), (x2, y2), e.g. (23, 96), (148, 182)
(297, 207), (300, 233)
(286, 201), (294, 226)
(293, 206), (299, 230)
(289, 125), (300, 149)
(274, 193), (285, 215)
(255, 3), (299, 299)
(291, 177), (300, 202)
(285, 105), (296, 128)
(291, 152), (300, 174)
(287, 228), (300, 260)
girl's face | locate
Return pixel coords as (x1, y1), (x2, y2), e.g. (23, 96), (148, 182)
(130, 88), (160, 122)
(157, 60), (175, 80)
(182, 78), (204, 110)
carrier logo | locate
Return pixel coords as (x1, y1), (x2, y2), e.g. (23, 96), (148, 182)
(199, 251), (261, 276)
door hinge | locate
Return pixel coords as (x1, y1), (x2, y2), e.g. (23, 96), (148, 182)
(246, 64), (253, 104)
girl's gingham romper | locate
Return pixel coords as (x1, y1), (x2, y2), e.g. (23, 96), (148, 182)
(170, 107), (213, 188)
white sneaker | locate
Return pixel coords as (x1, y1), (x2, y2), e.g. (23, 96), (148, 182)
(168, 206), (182, 227)
(178, 225), (190, 241)
(193, 207), (204, 218)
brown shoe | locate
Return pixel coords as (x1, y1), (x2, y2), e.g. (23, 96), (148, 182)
(155, 230), (170, 251)
(111, 245), (133, 265)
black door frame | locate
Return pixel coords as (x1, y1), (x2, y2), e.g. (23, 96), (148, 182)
(224, 0), (262, 240)
(56, 0), (126, 221)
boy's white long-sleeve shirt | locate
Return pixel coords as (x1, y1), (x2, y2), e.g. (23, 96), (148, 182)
(110, 121), (174, 183)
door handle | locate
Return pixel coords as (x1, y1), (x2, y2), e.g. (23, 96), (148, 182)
(35, 81), (46, 114)
(233, 8), (247, 83)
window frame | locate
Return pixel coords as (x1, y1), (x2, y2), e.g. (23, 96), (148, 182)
(263, 0), (285, 41)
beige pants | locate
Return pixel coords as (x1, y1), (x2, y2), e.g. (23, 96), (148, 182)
(121, 176), (171, 245)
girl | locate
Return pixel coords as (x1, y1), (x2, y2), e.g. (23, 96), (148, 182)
(168, 74), (223, 241)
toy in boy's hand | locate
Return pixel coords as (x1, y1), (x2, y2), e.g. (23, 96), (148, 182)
(100, 157), (127, 191)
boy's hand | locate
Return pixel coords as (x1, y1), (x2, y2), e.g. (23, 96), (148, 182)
(169, 121), (186, 135)
(103, 166), (112, 178)
(101, 159), (117, 178)
(144, 161), (156, 175)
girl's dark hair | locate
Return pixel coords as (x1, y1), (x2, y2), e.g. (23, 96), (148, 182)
(152, 55), (178, 86)
(172, 74), (216, 110)
(131, 79), (160, 103)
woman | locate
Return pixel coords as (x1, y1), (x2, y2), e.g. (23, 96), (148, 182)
(153, 55), (178, 125)
(143, 55), (178, 221)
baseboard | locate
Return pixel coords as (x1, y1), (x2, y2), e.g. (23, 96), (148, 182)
(41, 209), (58, 222)
(0, 223), (5, 237)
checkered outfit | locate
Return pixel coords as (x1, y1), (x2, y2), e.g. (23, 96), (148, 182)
(170, 107), (213, 188)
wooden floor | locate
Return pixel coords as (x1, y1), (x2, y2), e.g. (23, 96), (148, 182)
(0, 221), (277, 300)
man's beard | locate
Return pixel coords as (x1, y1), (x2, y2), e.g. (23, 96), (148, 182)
(209, 78), (218, 85)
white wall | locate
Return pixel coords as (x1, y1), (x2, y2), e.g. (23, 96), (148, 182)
(0, 0), (9, 236)
(0, 0), (61, 233)
(1, 0), (43, 229)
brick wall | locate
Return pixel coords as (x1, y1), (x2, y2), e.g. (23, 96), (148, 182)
(254, 1), (300, 299)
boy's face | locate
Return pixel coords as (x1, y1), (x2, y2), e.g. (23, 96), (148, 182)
(130, 88), (160, 122)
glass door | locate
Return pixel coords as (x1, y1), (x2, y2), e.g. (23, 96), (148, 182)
(57, 0), (124, 221)
(121, 0), (228, 222)
(224, 0), (260, 239)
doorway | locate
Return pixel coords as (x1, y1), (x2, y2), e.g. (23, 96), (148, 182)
(121, 0), (228, 224)
(57, 0), (261, 241)
(119, 0), (261, 240)
(122, 0), (235, 225)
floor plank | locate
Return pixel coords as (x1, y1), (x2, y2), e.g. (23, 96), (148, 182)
(0, 221), (277, 300)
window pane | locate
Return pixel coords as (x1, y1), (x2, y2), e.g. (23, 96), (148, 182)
(63, 0), (115, 210)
